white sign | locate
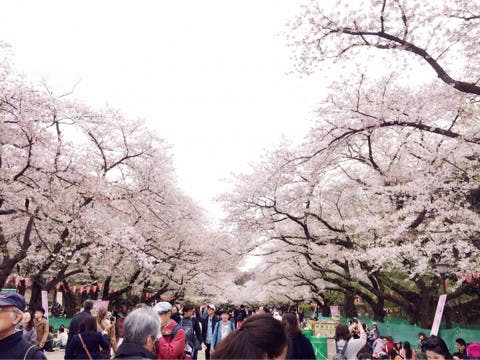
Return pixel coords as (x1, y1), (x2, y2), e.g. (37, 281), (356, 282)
(430, 294), (447, 336)
(41, 290), (49, 319)
(57, 292), (63, 306)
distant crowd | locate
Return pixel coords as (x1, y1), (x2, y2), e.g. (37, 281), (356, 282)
(1, 291), (480, 359)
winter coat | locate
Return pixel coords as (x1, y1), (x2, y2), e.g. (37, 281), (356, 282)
(33, 317), (49, 348)
(0, 331), (46, 359)
(200, 316), (219, 345)
(66, 310), (91, 351)
(65, 331), (110, 359)
(156, 320), (186, 360)
(115, 342), (156, 359)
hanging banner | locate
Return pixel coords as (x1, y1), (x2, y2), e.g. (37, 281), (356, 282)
(57, 292), (63, 306)
(430, 294), (447, 336)
(330, 305), (340, 320)
(41, 291), (49, 319)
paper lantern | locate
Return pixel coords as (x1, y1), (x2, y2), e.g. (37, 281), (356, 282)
(457, 274), (463, 281)
(466, 274), (472, 283)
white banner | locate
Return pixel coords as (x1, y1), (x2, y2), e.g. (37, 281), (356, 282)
(430, 294), (447, 336)
(41, 290), (49, 319)
(57, 292), (63, 306)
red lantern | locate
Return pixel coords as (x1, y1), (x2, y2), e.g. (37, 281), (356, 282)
(466, 274), (472, 283)
(457, 274), (463, 281)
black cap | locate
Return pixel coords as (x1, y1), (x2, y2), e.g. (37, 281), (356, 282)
(0, 292), (26, 311)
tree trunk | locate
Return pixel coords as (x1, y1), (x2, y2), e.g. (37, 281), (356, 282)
(29, 278), (43, 311)
(344, 291), (357, 318)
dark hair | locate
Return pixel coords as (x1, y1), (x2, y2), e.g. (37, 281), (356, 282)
(220, 309), (229, 315)
(79, 316), (98, 336)
(394, 342), (402, 350)
(282, 313), (301, 337)
(335, 323), (352, 342)
(23, 311), (34, 331)
(182, 303), (194, 313)
(403, 341), (412, 359)
(418, 332), (427, 340)
(212, 314), (287, 359)
(59, 326), (65, 333)
(456, 338), (466, 347)
(36, 307), (45, 315)
(83, 300), (94, 312)
(424, 336), (452, 359)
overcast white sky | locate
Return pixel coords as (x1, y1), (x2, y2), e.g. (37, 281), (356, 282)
(0, 0), (324, 222)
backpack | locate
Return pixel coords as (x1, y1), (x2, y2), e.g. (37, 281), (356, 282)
(180, 318), (195, 357)
(333, 339), (349, 360)
(22, 345), (41, 360)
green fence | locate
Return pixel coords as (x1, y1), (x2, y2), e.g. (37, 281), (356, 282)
(303, 330), (328, 360)
(48, 316), (72, 330)
(307, 315), (480, 354)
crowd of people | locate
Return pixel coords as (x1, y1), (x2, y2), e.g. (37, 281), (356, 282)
(333, 318), (480, 360)
(1, 291), (480, 359)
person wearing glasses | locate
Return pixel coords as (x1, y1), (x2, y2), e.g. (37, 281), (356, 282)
(153, 302), (186, 359)
(0, 292), (46, 359)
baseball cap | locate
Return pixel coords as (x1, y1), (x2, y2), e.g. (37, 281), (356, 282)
(0, 292), (26, 311)
(153, 302), (172, 313)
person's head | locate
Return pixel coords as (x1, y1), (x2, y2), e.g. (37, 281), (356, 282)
(424, 335), (452, 360)
(153, 302), (172, 327)
(79, 316), (99, 336)
(419, 332), (427, 341)
(372, 322), (377, 329)
(456, 338), (466, 351)
(212, 314), (288, 360)
(97, 306), (108, 321)
(22, 311), (31, 323)
(335, 323), (352, 342)
(207, 304), (216, 317)
(282, 313), (301, 338)
(34, 308), (45, 320)
(372, 332), (378, 340)
(0, 292), (25, 339)
(83, 300), (94, 313)
(58, 325), (65, 333)
(182, 303), (194, 318)
(404, 341), (412, 359)
(221, 309), (230, 322)
(123, 307), (160, 353)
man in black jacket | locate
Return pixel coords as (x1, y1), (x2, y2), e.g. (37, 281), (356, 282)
(200, 304), (218, 360)
(0, 292), (46, 359)
(114, 307), (159, 359)
(65, 299), (94, 357)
